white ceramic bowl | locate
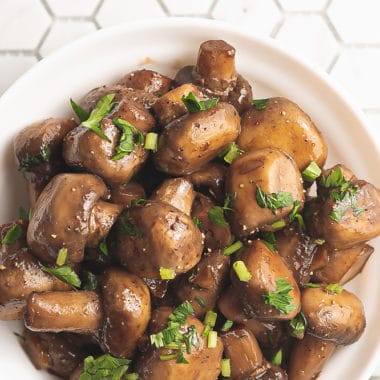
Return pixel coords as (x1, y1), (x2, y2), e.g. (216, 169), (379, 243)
(0, 18), (379, 380)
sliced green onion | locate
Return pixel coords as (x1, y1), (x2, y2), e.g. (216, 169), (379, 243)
(220, 142), (244, 164)
(144, 132), (158, 151)
(204, 310), (217, 328)
(302, 161), (322, 182)
(125, 374), (139, 380)
(56, 248), (67, 266)
(271, 349), (282, 366)
(194, 295), (206, 308)
(159, 354), (177, 361)
(326, 283), (343, 294)
(223, 241), (243, 256)
(221, 320), (233, 332)
(201, 324), (212, 338)
(207, 331), (218, 348)
(221, 358), (231, 377)
(271, 219), (286, 230)
(232, 261), (252, 282)
(159, 267), (176, 280)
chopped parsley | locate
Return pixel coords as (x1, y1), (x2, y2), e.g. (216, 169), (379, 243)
(42, 265), (81, 288)
(98, 236), (108, 256)
(208, 193), (236, 227)
(111, 118), (143, 160)
(1, 223), (22, 245)
(221, 319), (233, 332)
(289, 312), (307, 339)
(192, 216), (203, 229)
(252, 98), (268, 110)
(79, 354), (130, 380)
(181, 92), (219, 113)
(259, 231), (276, 252)
(289, 200), (305, 230)
(19, 145), (51, 172)
(256, 185), (293, 214)
(18, 206), (31, 221)
(70, 98), (89, 122)
(81, 93), (116, 142)
(262, 277), (296, 314)
(118, 212), (143, 238)
(81, 270), (98, 291)
(325, 283), (343, 294)
(271, 349), (283, 366)
(219, 142), (244, 164)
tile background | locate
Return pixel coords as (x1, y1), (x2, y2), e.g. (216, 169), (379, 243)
(0, 0), (379, 377)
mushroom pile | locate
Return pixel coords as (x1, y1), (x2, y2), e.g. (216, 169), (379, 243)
(0, 39), (379, 380)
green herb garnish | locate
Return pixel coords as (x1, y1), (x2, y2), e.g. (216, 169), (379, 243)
(221, 358), (231, 377)
(81, 270), (98, 291)
(259, 231), (276, 252)
(98, 237), (108, 256)
(81, 93), (115, 142)
(144, 132), (158, 151)
(262, 277), (296, 314)
(79, 354), (130, 380)
(42, 265), (81, 288)
(56, 247), (68, 266)
(219, 142), (244, 164)
(192, 216), (203, 229)
(221, 320), (233, 332)
(304, 282), (322, 288)
(1, 224), (22, 245)
(256, 185), (293, 214)
(19, 145), (51, 172)
(160, 267), (176, 280)
(19, 206), (30, 221)
(232, 261), (252, 282)
(271, 349), (283, 366)
(325, 283), (343, 294)
(302, 161), (322, 182)
(182, 92), (219, 113)
(208, 193), (235, 227)
(289, 200), (305, 230)
(118, 212), (143, 238)
(70, 98), (89, 122)
(289, 312), (307, 338)
(252, 98), (268, 110)
(194, 295), (206, 308)
(223, 240), (243, 256)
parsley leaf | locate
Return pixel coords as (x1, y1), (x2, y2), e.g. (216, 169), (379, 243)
(182, 92), (219, 113)
(271, 349), (283, 366)
(262, 277), (296, 314)
(252, 98), (268, 110)
(111, 118), (143, 160)
(289, 312), (307, 338)
(98, 236), (108, 256)
(42, 265), (81, 288)
(256, 185), (293, 214)
(259, 231), (276, 252)
(219, 142), (244, 164)
(289, 200), (305, 230)
(208, 206), (228, 227)
(192, 216), (203, 229)
(19, 206), (30, 221)
(1, 224), (22, 245)
(81, 93), (115, 142)
(319, 167), (346, 188)
(70, 98), (89, 122)
(81, 270), (98, 291)
(118, 212), (143, 238)
(79, 354), (130, 380)
(19, 145), (51, 172)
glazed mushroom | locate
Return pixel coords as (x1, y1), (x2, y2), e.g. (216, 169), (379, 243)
(64, 98), (155, 187)
(220, 325), (267, 380)
(0, 221), (70, 320)
(25, 268), (151, 359)
(310, 243), (373, 285)
(152, 83), (205, 127)
(117, 69), (172, 95)
(226, 148), (304, 237)
(154, 102), (240, 176)
(175, 40), (253, 114)
(230, 240), (301, 320)
(301, 285), (366, 345)
(27, 173), (122, 263)
(110, 181), (146, 209)
(174, 250), (230, 318)
(238, 97), (328, 171)
(14, 118), (77, 206)
(191, 193), (232, 250)
(287, 333), (336, 380)
(116, 200), (203, 279)
(134, 306), (223, 380)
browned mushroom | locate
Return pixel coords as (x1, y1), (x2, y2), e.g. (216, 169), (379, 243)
(238, 97), (327, 171)
(134, 306), (223, 380)
(116, 200), (203, 279)
(117, 69), (172, 95)
(110, 181), (146, 208)
(14, 118), (77, 206)
(174, 250), (230, 318)
(287, 333), (336, 380)
(226, 148), (304, 237)
(154, 102), (240, 176)
(310, 243), (373, 284)
(27, 173), (122, 264)
(230, 240), (301, 321)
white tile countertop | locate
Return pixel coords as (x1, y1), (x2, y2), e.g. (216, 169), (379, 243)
(0, 0), (379, 378)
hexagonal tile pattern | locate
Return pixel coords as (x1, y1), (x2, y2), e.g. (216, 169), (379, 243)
(0, 54), (37, 94)
(327, 0), (380, 44)
(276, 15), (338, 69)
(46, 0), (100, 17)
(96, 0), (166, 28)
(212, 0), (281, 36)
(162, 0), (213, 15)
(278, 0), (328, 12)
(331, 48), (380, 109)
(39, 20), (97, 58)
(0, 0), (50, 50)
